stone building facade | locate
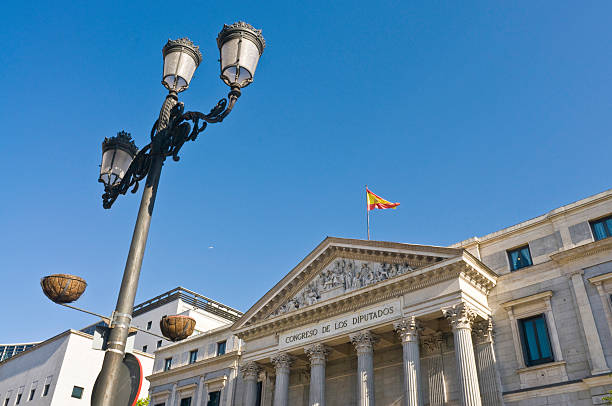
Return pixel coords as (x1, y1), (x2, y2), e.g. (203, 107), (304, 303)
(148, 188), (612, 406)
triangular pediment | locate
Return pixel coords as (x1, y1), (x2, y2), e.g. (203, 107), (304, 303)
(233, 237), (464, 331)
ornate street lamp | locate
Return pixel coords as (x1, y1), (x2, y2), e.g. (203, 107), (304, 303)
(76, 22), (264, 406)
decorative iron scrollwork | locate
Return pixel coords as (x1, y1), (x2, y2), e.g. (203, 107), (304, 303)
(101, 87), (241, 208)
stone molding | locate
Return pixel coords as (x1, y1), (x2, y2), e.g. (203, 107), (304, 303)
(443, 302), (477, 330)
(393, 316), (421, 343)
(236, 259), (495, 340)
(588, 271), (612, 285)
(550, 237), (612, 265)
(350, 330), (378, 354)
(240, 361), (262, 379)
(271, 353), (294, 370)
(501, 291), (553, 310)
(304, 344), (330, 365)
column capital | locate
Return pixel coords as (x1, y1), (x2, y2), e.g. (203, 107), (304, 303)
(271, 352), (294, 370)
(350, 330), (378, 354)
(443, 302), (477, 330)
(394, 316), (421, 343)
(240, 361), (262, 380)
(420, 332), (444, 356)
(472, 317), (494, 345)
(305, 343), (330, 365)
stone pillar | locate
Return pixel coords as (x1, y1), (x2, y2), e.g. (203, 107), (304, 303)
(271, 353), (293, 406)
(394, 317), (422, 406)
(421, 333), (445, 406)
(569, 270), (610, 374)
(350, 330), (378, 406)
(169, 383), (177, 406)
(194, 375), (205, 406)
(472, 319), (504, 406)
(443, 303), (482, 406)
(305, 344), (330, 406)
(241, 361), (261, 406)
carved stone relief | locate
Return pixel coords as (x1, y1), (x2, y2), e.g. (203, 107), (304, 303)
(270, 258), (415, 317)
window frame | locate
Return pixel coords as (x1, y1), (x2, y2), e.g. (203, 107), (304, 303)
(590, 214), (612, 241)
(518, 314), (555, 367)
(507, 244), (533, 271)
(71, 386), (84, 399)
(43, 384), (50, 397)
(180, 397), (192, 406)
(142, 345), (148, 353)
(164, 357), (172, 371)
(28, 389), (35, 401)
(147, 321), (152, 330)
(216, 341), (226, 356)
(157, 340), (162, 348)
(189, 349), (198, 364)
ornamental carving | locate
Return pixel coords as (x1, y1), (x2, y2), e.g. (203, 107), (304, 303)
(472, 317), (494, 344)
(271, 353), (294, 370)
(305, 344), (330, 364)
(350, 330), (379, 354)
(443, 302), (477, 330)
(394, 316), (421, 343)
(240, 361), (261, 379)
(420, 332), (444, 356)
(271, 258), (415, 317)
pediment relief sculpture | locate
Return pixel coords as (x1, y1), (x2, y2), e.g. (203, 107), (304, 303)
(270, 258), (416, 318)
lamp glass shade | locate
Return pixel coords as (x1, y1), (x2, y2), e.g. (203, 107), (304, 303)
(217, 22), (265, 88)
(220, 37), (261, 86)
(162, 38), (202, 92)
(100, 147), (134, 187)
(99, 132), (138, 187)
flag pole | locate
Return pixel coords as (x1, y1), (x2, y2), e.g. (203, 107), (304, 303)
(366, 185), (370, 240)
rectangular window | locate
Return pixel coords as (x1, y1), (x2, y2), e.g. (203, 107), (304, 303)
(164, 357), (172, 371)
(217, 341), (226, 356)
(43, 384), (50, 396)
(28, 389), (35, 401)
(207, 391), (221, 406)
(507, 245), (533, 271)
(157, 340), (162, 348)
(180, 398), (192, 406)
(16, 394), (21, 404)
(142, 345), (148, 352)
(71, 386), (84, 399)
(591, 215), (612, 241)
(519, 314), (554, 366)
(3, 398), (8, 406)
(189, 349), (198, 364)
(256, 381), (263, 406)
(147, 321), (152, 330)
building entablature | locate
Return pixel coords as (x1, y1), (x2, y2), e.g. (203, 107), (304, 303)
(233, 239), (497, 342)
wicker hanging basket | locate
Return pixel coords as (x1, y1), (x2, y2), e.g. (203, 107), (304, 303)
(160, 315), (195, 342)
(40, 274), (87, 304)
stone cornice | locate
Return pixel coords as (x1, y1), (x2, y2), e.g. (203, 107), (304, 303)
(550, 237), (612, 265)
(146, 350), (239, 382)
(501, 291), (553, 309)
(235, 258), (496, 340)
(588, 271), (612, 285)
(232, 238), (464, 332)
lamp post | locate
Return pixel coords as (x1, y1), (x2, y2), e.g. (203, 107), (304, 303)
(91, 22), (265, 406)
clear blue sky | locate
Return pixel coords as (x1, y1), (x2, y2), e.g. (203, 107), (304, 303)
(1, 2), (610, 342)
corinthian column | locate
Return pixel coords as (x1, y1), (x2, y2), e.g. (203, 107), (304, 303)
(443, 303), (482, 406)
(350, 330), (378, 406)
(394, 317), (422, 406)
(241, 361), (261, 406)
(421, 333), (445, 406)
(473, 319), (504, 406)
(305, 344), (330, 406)
(271, 353), (294, 406)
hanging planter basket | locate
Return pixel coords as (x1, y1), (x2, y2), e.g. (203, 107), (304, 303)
(40, 274), (87, 304)
(160, 315), (195, 342)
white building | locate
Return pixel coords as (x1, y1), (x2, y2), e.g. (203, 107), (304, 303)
(131, 287), (243, 355)
(0, 287), (242, 406)
(0, 329), (154, 405)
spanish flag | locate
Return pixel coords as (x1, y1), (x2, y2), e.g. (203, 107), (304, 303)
(366, 188), (400, 210)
